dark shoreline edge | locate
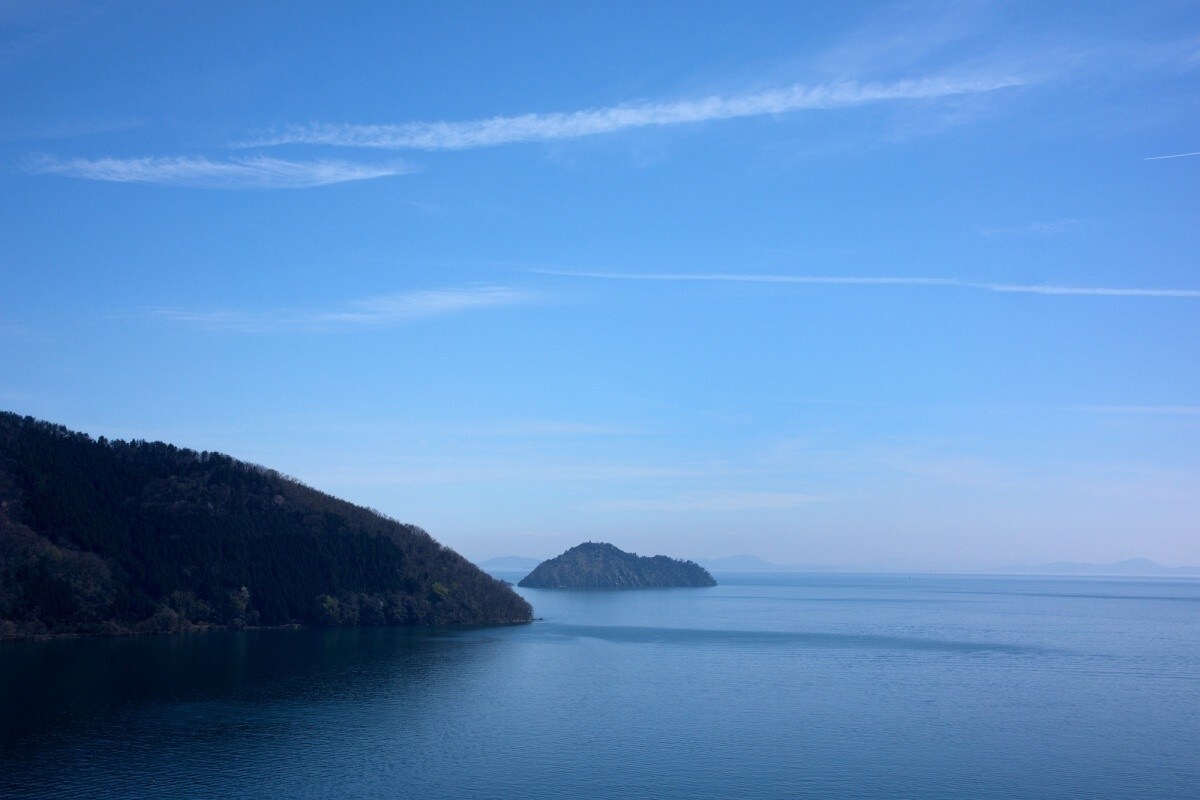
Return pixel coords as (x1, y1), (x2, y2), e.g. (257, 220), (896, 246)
(1, 412), (533, 639)
(2, 616), (536, 643)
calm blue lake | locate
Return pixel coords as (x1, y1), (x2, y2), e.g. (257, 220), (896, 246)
(3, 572), (1199, 799)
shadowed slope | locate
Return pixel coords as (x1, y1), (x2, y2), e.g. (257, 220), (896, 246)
(519, 542), (716, 589)
(0, 412), (531, 638)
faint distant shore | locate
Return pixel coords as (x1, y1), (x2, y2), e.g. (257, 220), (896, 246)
(483, 554), (1200, 578)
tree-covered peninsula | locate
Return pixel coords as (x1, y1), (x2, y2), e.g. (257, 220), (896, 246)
(519, 542), (717, 589)
(0, 412), (532, 639)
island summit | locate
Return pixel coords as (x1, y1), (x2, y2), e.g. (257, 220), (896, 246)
(519, 542), (717, 589)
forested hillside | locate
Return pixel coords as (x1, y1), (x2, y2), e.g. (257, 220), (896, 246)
(519, 542), (717, 588)
(0, 412), (531, 638)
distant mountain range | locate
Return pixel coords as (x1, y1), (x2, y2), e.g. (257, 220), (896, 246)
(482, 553), (1200, 577)
(697, 555), (851, 572)
(991, 558), (1200, 576)
(702, 556), (1200, 576)
(697, 554), (786, 571)
(478, 556), (542, 571)
(482, 554), (824, 573)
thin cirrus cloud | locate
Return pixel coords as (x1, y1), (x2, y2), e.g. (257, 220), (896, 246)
(530, 269), (1200, 299)
(978, 219), (1084, 237)
(594, 491), (824, 513)
(1144, 150), (1200, 161)
(249, 73), (1026, 150)
(147, 286), (538, 333)
(29, 154), (412, 189)
(1080, 406), (1200, 416)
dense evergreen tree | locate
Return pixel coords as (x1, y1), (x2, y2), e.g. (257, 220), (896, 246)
(0, 412), (532, 638)
(519, 542), (716, 589)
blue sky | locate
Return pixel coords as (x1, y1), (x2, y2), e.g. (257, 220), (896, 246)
(3, 1), (1198, 568)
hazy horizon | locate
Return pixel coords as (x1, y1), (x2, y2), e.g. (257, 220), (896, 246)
(3, 2), (1198, 568)
(475, 549), (1200, 573)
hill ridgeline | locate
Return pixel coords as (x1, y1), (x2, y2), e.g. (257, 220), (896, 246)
(0, 412), (532, 639)
(519, 542), (717, 589)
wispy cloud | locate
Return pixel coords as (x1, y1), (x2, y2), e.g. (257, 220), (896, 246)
(0, 321), (34, 337)
(983, 283), (1200, 298)
(1080, 405), (1200, 416)
(436, 420), (640, 437)
(147, 286), (538, 333)
(979, 219), (1084, 237)
(534, 270), (956, 287)
(595, 491), (823, 512)
(29, 154), (412, 189)
(531, 269), (1200, 299)
(308, 461), (745, 486)
(1144, 150), (1200, 161)
(249, 74), (1025, 150)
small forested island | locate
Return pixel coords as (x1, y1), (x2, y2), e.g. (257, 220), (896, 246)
(0, 412), (532, 639)
(519, 542), (717, 589)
